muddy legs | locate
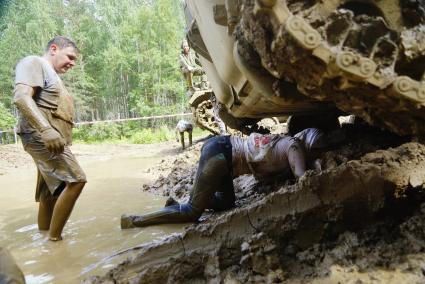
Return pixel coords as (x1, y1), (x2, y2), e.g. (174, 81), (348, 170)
(48, 182), (85, 241)
(38, 195), (58, 231)
(180, 132), (185, 149)
(188, 131), (192, 147)
(179, 131), (193, 150)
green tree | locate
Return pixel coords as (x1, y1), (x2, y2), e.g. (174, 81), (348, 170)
(0, 0), (187, 122)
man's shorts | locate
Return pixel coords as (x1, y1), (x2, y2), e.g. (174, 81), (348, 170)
(20, 133), (87, 202)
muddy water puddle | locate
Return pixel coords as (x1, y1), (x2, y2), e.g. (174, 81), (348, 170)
(0, 147), (185, 283)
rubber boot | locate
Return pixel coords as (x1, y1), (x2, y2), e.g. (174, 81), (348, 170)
(210, 191), (235, 212)
(165, 197), (179, 207)
(121, 204), (200, 229)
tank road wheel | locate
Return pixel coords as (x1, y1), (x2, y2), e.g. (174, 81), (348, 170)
(192, 99), (222, 135)
(238, 0), (425, 137)
(189, 90), (225, 135)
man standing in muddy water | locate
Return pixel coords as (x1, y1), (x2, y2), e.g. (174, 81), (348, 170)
(13, 36), (86, 241)
(121, 128), (329, 228)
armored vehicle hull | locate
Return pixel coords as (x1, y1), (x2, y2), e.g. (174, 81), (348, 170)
(184, 0), (425, 137)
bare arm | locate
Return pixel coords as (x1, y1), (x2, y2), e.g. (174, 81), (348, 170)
(287, 143), (307, 178)
(14, 84), (65, 154)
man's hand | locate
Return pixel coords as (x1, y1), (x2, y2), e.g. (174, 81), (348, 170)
(40, 127), (65, 155)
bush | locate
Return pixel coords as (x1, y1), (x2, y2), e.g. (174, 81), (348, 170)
(73, 119), (210, 144)
(73, 123), (121, 143)
(129, 126), (174, 144)
(0, 102), (16, 130)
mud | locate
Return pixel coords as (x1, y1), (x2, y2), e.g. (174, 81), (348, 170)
(0, 142), (188, 283)
(143, 124), (410, 204)
(236, 0), (425, 137)
(0, 144), (33, 175)
(87, 126), (425, 283)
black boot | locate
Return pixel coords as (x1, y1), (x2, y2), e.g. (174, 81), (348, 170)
(120, 204), (200, 229)
(164, 197), (179, 207)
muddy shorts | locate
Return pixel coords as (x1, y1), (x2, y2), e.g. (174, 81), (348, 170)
(20, 133), (87, 202)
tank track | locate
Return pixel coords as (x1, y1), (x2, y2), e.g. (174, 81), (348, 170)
(237, 0), (425, 137)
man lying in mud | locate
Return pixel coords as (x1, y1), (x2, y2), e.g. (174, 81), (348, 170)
(13, 36), (86, 241)
(121, 128), (330, 229)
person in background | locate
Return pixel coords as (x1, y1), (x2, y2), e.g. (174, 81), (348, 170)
(176, 119), (194, 150)
(179, 39), (204, 94)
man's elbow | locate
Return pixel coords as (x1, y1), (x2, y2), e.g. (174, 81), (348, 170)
(13, 92), (26, 108)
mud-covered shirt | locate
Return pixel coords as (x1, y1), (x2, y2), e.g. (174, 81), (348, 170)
(294, 128), (326, 151)
(14, 56), (74, 145)
(230, 134), (300, 181)
(176, 120), (193, 132)
(179, 51), (201, 74)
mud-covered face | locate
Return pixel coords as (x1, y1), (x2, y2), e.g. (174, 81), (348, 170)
(50, 45), (78, 74)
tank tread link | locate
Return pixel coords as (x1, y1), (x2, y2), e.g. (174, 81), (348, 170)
(239, 0), (425, 137)
(189, 89), (223, 135)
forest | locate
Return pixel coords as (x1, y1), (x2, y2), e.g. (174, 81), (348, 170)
(0, 0), (187, 130)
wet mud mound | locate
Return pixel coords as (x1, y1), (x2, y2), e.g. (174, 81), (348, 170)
(142, 142), (202, 199)
(86, 127), (425, 283)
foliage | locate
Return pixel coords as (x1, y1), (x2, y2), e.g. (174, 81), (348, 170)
(0, 102), (15, 129)
(129, 126), (174, 144)
(0, 0), (188, 121)
(73, 121), (209, 144)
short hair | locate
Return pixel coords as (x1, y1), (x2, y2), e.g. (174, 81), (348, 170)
(45, 36), (79, 53)
(181, 39), (189, 50)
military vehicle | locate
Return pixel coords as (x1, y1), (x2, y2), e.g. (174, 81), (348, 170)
(183, 0), (425, 137)
(87, 3), (425, 282)
(188, 88), (224, 135)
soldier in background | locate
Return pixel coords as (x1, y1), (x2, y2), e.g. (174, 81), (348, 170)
(179, 40), (204, 94)
(175, 119), (193, 150)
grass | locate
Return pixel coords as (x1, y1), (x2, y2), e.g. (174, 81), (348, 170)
(72, 122), (209, 144)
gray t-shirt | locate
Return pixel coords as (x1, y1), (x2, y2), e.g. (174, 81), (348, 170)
(176, 119), (193, 132)
(14, 56), (74, 144)
(294, 128), (327, 151)
(231, 134), (299, 181)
